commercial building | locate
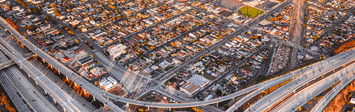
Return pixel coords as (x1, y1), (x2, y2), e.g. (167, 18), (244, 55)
(187, 75), (210, 88)
(99, 76), (118, 91)
(180, 81), (200, 96)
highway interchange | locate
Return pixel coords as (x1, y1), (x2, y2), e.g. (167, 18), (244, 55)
(1, 0), (355, 111)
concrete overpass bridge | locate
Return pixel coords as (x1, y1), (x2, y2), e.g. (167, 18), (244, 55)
(0, 52), (35, 71)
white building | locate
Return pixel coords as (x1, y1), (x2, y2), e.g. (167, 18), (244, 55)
(99, 76), (118, 91)
(107, 44), (127, 59)
(187, 75), (210, 88)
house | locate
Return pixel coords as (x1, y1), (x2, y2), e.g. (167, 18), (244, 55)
(204, 94), (213, 101)
(83, 60), (96, 70)
(90, 67), (104, 77)
(259, 19), (272, 26)
(180, 81), (200, 96)
(144, 67), (153, 74)
(159, 60), (172, 69)
(151, 65), (159, 70)
(61, 56), (71, 63)
(107, 44), (127, 59)
(172, 58), (181, 64)
(73, 48), (86, 58)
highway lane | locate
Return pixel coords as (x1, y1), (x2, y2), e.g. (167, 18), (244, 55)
(226, 51), (350, 112)
(0, 30), (58, 112)
(0, 17), (125, 112)
(0, 37), (88, 112)
(5, 0), (354, 109)
(246, 52), (355, 112)
(29, 59), (97, 111)
(2, 31), (97, 111)
(0, 73), (31, 112)
(312, 61), (355, 111)
(276, 62), (355, 112)
(1, 66), (59, 112)
(0, 52), (35, 71)
(289, 0), (306, 70)
(154, 86), (224, 112)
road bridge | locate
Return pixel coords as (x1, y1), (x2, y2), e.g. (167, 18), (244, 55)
(0, 52), (35, 71)
(0, 37), (89, 112)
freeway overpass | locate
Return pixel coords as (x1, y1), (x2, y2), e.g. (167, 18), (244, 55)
(0, 37), (89, 112)
(276, 60), (355, 112)
(0, 52), (35, 71)
(226, 49), (355, 112)
(312, 61), (355, 112)
(244, 51), (355, 112)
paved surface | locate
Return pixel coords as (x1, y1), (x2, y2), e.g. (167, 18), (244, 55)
(0, 64), (59, 112)
(289, 0), (306, 70)
(2, 0), (344, 110)
(0, 17), (125, 111)
(0, 52), (34, 71)
(312, 55), (355, 112)
(0, 36), (91, 112)
(0, 1), (330, 109)
(245, 50), (355, 112)
(0, 70), (32, 112)
(276, 60), (355, 112)
(227, 49), (355, 112)
(154, 88), (224, 112)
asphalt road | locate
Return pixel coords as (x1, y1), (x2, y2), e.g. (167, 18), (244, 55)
(289, 0), (306, 70)
(276, 61), (355, 112)
(0, 37), (88, 112)
(246, 51), (355, 112)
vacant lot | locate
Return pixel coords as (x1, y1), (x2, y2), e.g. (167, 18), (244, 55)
(238, 6), (264, 18)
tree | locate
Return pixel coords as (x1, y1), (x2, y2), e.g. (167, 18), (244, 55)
(216, 89), (222, 96)
(30, 7), (40, 14)
(45, 15), (52, 21)
(28, 25), (34, 30)
(68, 30), (76, 35)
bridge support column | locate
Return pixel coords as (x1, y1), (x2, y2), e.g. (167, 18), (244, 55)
(148, 107), (149, 111)
(169, 108), (171, 111)
(217, 102), (218, 107)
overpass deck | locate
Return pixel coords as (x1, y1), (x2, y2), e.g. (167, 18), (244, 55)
(0, 37), (89, 112)
(0, 52), (34, 71)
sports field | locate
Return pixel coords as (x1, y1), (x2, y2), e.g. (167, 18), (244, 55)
(238, 5), (264, 18)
